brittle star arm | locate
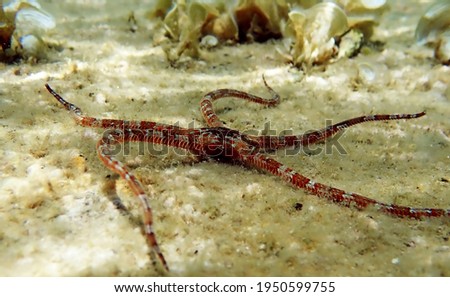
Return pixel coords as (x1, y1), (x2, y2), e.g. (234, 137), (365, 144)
(239, 152), (450, 219)
(197, 78), (426, 151)
(255, 112), (426, 151)
(96, 128), (204, 272)
(96, 131), (169, 270)
(46, 84), (204, 271)
(200, 75), (280, 127)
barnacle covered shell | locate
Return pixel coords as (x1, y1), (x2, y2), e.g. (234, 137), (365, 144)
(415, 1), (450, 65)
(283, 2), (349, 67)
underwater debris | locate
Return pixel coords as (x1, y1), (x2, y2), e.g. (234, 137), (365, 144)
(415, 1), (450, 65)
(0, 0), (55, 62)
(150, 0), (388, 67)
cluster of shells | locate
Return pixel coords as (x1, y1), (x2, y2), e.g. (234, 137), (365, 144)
(415, 1), (450, 65)
(150, 0), (388, 67)
(0, 0), (55, 61)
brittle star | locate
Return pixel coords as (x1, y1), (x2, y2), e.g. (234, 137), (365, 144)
(45, 77), (449, 272)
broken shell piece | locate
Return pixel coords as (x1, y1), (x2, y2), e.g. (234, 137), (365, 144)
(358, 62), (376, 83)
(355, 61), (390, 88)
(415, 1), (450, 45)
(285, 2), (349, 67)
(356, 62), (384, 87)
(200, 34), (218, 48)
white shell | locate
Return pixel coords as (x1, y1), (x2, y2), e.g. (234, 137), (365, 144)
(19, 34), (42, 56)
(15, 7), (55, 33)
(200, 34), (218, 48)
(357, 63), (376, 83)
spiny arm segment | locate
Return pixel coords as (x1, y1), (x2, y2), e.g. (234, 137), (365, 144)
(96, 133), (169, 271)
(200, 75), (280, 128)
(46, 84), (183, 131)
(256, 112), (426, 151)
(241, 152), (449, 219)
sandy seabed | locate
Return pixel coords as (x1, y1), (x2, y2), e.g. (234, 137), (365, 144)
(0, 0), (449, 276)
